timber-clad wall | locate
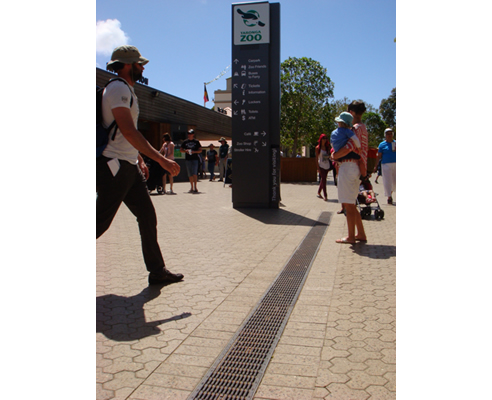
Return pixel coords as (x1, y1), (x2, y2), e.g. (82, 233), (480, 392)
(96, 68), (231, 150)
(280, 157), (317, 182)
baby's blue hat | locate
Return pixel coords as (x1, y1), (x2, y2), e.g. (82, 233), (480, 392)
(335, 112), (353, 127)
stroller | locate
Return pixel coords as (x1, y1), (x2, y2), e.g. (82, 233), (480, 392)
(143, 156), (165, 194)
(357, 177), (384, 220)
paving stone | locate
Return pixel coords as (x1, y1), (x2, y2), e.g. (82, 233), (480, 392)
(329, 357), (368, 374)
(154, 362), (208, 378)
(265, 362), (319, 377)
(321, 346), (350, 361)
(96, 181), (396, 399)
(324, 383), (369, 400)
(346, 370), (387, 390)
(260, 373), (316, 389)
(347, 347), (384, 363)
(141, 372), (197, 391)
(365, 384), (396, 399)
(280, 335), (324, 348)
(128, 385), (190, 400)
(364, 359), (396, 376)
(254, 384), (313, 400)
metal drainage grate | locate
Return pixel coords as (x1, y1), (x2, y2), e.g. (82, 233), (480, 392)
(188, 212), (332, 400)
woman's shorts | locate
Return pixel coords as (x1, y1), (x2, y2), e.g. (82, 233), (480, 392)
(337, 162), (360, 204)
(185, 160), (199, 176)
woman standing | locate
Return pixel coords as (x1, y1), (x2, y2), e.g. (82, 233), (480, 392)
(332, 101), (368, 244)
(159, 133), (175, 194)
(315, 134), (332, 201)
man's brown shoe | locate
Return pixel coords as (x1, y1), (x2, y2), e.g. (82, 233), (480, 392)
(148, 268), (184, 285)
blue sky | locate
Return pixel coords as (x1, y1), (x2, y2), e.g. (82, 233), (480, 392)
(96, 0), (395, 111)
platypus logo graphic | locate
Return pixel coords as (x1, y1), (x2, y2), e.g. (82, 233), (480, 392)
(237, 8), (266, 27)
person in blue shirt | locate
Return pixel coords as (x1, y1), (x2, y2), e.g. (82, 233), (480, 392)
(377, 128), (396, 204)
(330, 112), (361, 152)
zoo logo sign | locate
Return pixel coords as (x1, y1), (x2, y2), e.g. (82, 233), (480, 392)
(237, 9), (266, 27)
(233, 3), (270, 45)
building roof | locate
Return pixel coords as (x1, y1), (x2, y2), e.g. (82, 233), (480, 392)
(96, 68), (231, 141)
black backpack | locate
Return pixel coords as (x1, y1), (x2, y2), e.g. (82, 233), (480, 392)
(96, 78), (133, 158)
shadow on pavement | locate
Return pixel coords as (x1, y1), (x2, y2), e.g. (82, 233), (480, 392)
(235, 207), (328, 227)
(96, 285), (191, 341)
(351, 244), (396, 259)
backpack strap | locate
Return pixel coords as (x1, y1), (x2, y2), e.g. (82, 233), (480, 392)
(104, 78), (134, 141)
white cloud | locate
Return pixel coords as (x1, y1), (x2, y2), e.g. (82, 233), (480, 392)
(96, 19), (129, 55)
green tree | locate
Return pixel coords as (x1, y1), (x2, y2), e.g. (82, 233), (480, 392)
(281, 57), (334, 157)
(379, 88), (396, 131)
(325, 98), (376, 130)
(362, 111), (387, 148)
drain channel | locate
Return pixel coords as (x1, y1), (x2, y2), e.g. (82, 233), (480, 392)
(188, 212), (332, 400)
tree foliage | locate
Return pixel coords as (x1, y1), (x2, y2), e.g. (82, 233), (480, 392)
(362, 112), (387, 148)
(281, 57), (334, 157)
(279, 56), (395, 155)
(379, 88), (396, 131)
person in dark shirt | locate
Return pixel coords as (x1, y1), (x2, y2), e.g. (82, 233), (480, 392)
(218, 138), (229, 182)
(206, 144), (218, 181)
(180, 129), (202, 193)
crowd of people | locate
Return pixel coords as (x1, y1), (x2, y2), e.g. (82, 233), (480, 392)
(145, 133), (232, 195)
(315, 100), (396, 244)
(96, 45), (395, 287)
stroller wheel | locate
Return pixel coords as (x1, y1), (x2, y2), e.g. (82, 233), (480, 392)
(379, 209), (385, 220)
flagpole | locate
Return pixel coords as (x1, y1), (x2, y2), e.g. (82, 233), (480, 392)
(203, 64), (230, 107)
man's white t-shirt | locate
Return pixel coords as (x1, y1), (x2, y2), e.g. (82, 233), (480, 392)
(101, 79), (139, 164)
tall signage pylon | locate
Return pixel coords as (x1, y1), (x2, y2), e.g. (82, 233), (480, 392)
(231, 1), (281, 208)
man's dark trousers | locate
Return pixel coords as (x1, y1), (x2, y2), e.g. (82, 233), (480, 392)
(96, 156), (165, 273)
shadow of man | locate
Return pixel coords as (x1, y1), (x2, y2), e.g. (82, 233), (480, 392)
(96, 284), (191, 341)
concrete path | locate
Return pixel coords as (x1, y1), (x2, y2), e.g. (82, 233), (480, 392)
(96, 174), (396, 400)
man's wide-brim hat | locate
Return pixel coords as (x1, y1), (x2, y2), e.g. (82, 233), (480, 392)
(106, 45), (149, 71)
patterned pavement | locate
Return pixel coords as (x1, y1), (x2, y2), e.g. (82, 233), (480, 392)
(96, 173), (396, 400)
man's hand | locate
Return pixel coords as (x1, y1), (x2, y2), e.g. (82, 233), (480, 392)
(137, 155), (150, 180)
(159, 157), (180, 177)
(140, 162), (149, 180)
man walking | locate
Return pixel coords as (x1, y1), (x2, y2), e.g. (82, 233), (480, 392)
(377, 128), (396, 204)
(218, 138), (229, 182)
(97, 45), (184, 285)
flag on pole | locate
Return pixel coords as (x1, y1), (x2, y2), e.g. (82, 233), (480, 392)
(204, 84), (209, 104)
